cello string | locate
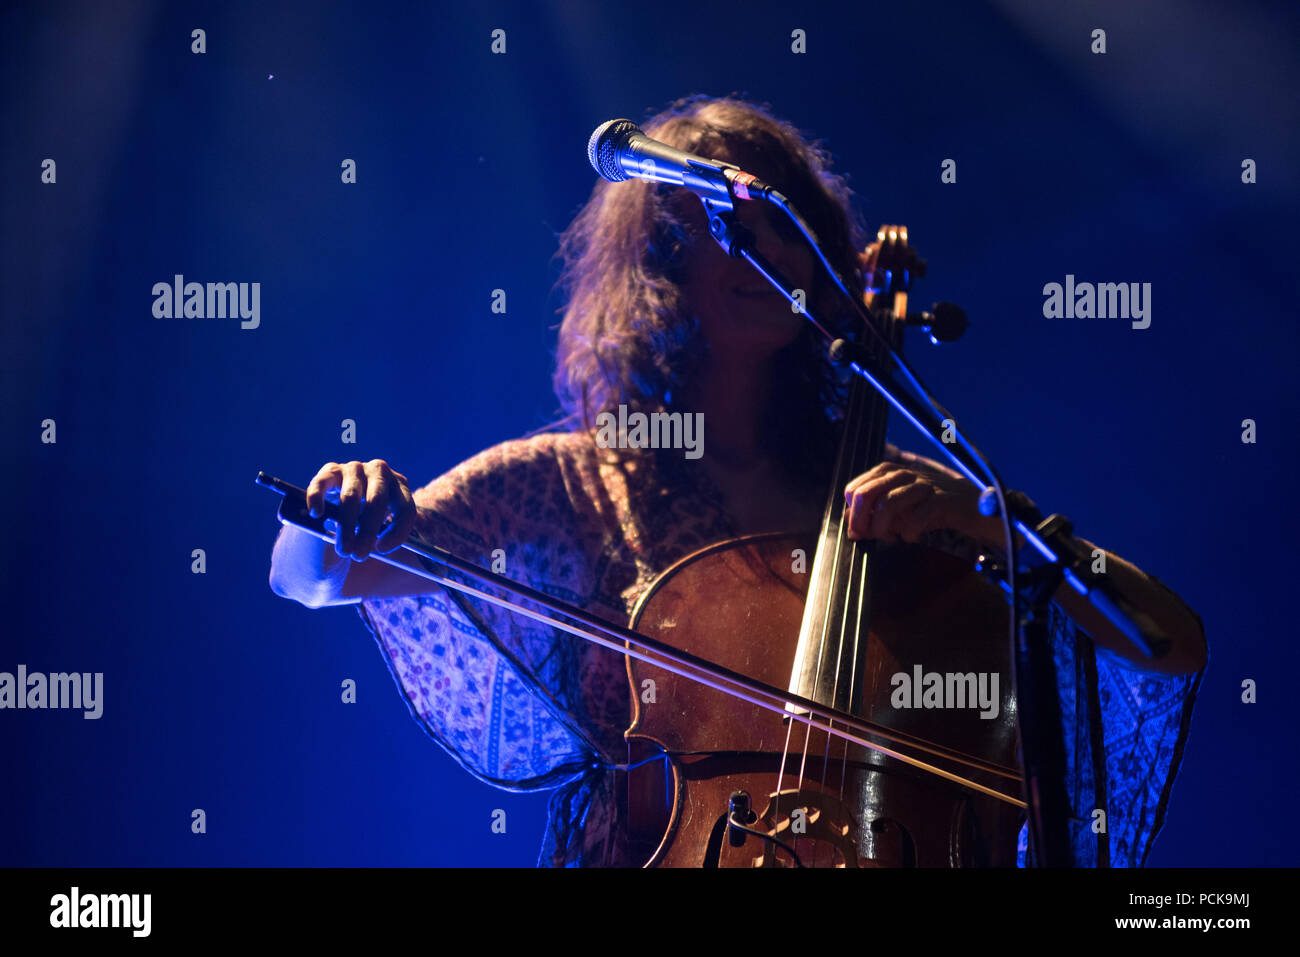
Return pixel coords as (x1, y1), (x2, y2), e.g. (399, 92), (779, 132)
(773, 716), (797, 832)
(820, 366), (881, 863)
(839, 309), (892, 808)
(821, 392), (868, 859)
(775, 302), (892, 865)
(806, 379), (862, 863)
(796, 719), (813, 866)
(841, 545), (869, 808)
(822, 303), (892, 850)
(832, 382), (882, 848)
(776, 367), (863, 864)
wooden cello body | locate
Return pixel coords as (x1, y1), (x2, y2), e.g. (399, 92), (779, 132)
(622, 534), (1022, 867)
(619, 229), (1025, 867)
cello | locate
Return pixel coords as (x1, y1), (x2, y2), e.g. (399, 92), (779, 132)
(619, 226), (1024, 867)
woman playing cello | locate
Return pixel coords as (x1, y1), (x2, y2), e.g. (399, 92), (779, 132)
(268, 95), (1206, 867)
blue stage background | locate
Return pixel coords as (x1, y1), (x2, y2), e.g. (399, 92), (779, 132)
(2, 0), (1296, 866)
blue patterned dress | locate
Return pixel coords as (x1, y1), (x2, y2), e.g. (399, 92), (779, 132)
(355, 430), (1204, 866)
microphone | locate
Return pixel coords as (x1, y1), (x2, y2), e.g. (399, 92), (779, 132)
(586, 118), (780, 203)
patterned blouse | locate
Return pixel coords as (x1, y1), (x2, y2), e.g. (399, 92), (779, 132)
(355, 430), (1204, 867)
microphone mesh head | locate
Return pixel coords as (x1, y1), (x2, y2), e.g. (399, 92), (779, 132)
(587, 118), (639, 182)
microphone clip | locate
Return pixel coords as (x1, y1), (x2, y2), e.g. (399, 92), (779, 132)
(703, 202), (755, 258)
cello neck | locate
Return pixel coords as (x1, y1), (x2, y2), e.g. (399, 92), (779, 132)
(784, 225), (915, 714)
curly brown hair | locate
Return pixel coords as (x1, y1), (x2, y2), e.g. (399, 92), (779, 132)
(552, 94), (868, 483)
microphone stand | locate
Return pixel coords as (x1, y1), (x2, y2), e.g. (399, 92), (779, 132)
(694, 190), (1171, 868)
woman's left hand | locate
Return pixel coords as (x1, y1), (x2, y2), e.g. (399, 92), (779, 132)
(845, 452), (1208, 676)
(844, 452), (986, 544)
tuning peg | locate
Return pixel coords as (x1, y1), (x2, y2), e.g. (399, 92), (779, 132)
(902, 301), (968, 343)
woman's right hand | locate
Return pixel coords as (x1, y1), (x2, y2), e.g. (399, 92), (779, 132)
(304, 459), (418, 561)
